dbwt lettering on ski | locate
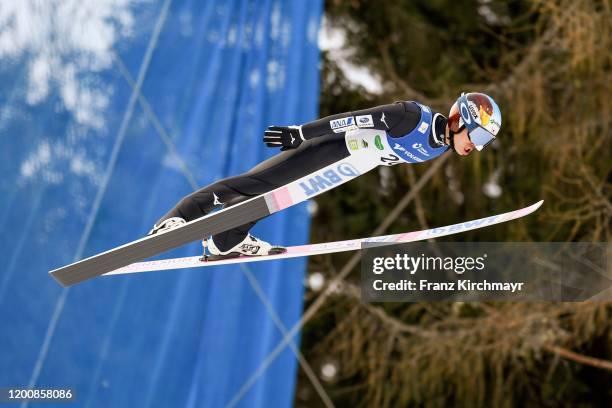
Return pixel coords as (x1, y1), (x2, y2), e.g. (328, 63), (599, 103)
(425, 215), (500, 236)
(300, 163), (360, 196)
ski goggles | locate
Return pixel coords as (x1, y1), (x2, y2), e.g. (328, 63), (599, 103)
(457, 94), (496, 151)
(467, 126), (496, 151)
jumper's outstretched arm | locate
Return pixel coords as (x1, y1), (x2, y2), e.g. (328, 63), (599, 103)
(264, 101), (423, 150)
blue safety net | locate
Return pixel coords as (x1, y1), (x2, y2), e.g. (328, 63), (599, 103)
(0, 1), (322, 406)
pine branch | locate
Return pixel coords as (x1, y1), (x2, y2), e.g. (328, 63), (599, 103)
(545, 345), (612, 372)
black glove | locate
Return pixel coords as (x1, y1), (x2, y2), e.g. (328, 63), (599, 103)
(263, 125), (304, 150)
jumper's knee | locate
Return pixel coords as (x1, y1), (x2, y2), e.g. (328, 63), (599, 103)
(177, 195), (206, 220)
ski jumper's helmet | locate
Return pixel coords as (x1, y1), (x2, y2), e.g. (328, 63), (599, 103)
(448, 92), (502, 151)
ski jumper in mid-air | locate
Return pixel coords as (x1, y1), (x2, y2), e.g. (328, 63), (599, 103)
(148, 92), (502, 259)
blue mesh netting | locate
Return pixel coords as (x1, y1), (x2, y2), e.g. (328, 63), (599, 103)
(0, 1), (322, 406)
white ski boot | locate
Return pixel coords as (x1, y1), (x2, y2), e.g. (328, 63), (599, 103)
(203, 234), (286, 260)
(148, 217), (186, 235)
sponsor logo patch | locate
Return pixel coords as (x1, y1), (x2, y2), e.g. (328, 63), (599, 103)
(411, 142), (430, 157)
(374, 134), (384, 150)
(356, 114), (374, 128)
(361, 139), (369, 148)
(468, 102), (479, 121)
(417, 121), (429, 134)
(460, 102), (472, 125)
(300, 163), (360, 196)
(330, 116), (356, 133)
(488, 117), (501, 134)
(239, 243), (261, 254)
(393, 143), (423, 162)
(380, 112), (389, 128)
(404, 151), (423, 162)
(213, 193), (223, 206)
(348, 139), (359, 150)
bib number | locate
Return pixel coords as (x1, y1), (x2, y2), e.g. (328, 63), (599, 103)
(380, 154), (401, 165)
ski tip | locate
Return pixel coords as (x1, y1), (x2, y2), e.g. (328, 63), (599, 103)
(520, 200), (543, 216)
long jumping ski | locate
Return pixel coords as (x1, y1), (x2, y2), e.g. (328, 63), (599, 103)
(105, 200), (543, 277)
(49, 141), (385, 287)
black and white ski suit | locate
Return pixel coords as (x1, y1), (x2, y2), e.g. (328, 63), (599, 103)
(156, 101), (450, 251)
